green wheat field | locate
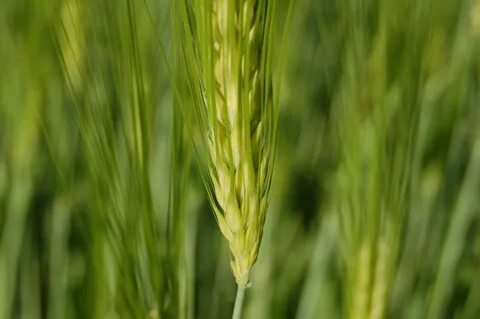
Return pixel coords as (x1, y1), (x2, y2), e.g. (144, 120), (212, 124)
(1, 0), (480, 318)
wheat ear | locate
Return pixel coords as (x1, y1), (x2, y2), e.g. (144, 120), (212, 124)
(174, 0), (276, 288)
(207, 0), (275, 288)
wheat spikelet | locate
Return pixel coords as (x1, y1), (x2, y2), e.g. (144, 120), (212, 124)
(175, 0), (275, 287)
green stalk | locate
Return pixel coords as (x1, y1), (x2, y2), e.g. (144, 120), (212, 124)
(232, 285), (247, 319)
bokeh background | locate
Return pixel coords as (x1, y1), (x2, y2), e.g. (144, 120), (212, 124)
(1, 0), (480, 318)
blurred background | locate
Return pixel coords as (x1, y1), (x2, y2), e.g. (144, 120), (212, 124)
(1, 0), (479, 318)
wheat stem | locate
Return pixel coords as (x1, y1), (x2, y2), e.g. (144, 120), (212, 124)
(232, 284), (247, 319)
